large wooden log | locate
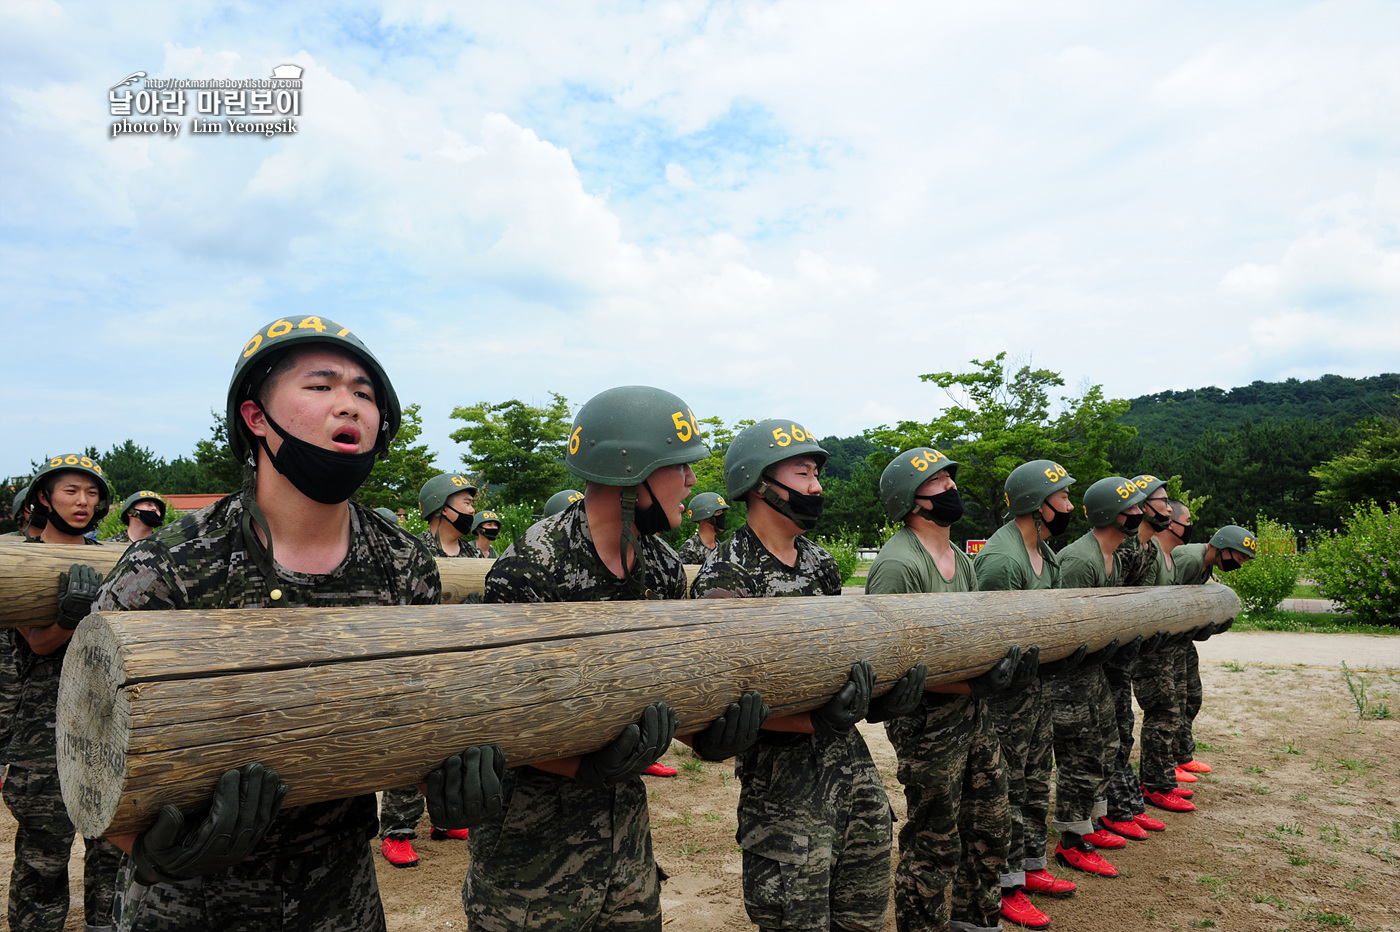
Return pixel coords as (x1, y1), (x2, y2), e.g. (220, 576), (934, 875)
(0, 540), (705, 627)
(58, 584), (1239, 837)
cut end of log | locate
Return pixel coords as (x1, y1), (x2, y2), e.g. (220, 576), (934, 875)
(57, 616), (133, 839)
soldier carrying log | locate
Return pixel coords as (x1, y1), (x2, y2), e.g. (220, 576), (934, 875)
(91, 318), (505, 932)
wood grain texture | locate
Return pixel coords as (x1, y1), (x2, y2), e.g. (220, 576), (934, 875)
(0, 540), (703, 627)
(57, 583), (1239, 836)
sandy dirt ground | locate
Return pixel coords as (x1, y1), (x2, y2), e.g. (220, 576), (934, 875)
(3, 632), (1397, 931)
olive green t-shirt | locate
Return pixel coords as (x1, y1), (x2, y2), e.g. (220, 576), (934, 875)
(865, 527), (977, 595)
(973, 520), (1060, 592)
(1058, 529), (1121, 590)
(1171, 543), (1213, 586)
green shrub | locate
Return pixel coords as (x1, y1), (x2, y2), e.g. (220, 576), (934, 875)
(95, 504), (183, 542)
(812, 530), (862, 583)
(1220, 514), (1301, 615)
(1308, 502), (1400, 626)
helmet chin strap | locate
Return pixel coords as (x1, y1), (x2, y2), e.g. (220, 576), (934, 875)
(239, 456), (283, 600)
(618, 486), (656, 600)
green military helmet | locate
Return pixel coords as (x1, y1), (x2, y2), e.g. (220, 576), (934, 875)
(685, 491), (728, 523)
(565, 386), (710, 487)
(1081, 475), (1149, 528)
(471, 510), (502, 533)
(1209, 524), (1258, 558)
(418, 473), (478, 519)
(24, 453), (113, 526)
(1132, 474), (1167, 498)
(12, 485), (29, 516)
(725, 418), (828, 501)
(226, 316), (402, 466)
(543, 488), (584, 518)
(880, 447), (958, 521)
(119, 490), (167, 522)
(373, 506), (400, 523)
(1004, 460), (1075, 516)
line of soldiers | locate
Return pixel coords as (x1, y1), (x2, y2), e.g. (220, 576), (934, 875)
(0, 317), (1256, 932)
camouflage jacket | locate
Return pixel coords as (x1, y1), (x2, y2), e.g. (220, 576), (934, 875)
(93, 492), (440, 853)
(675, 532), (717, 566)
(688, 525), (841, 598)
(104, 529), (132, 544)
(1115, 532), (1160, 587)
(417, 527), (487, 559)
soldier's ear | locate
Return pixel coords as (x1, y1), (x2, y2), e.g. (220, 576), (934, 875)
(240, 400), (269, 439)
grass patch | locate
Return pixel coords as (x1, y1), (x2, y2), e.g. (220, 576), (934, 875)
(680, 758), (705, 773)
(1288, 583), (1322, 599)
(1279, 740), (1304, 755)
(1250, 782), (1273, 795)
(1189, 921), (1216, 929)
(1234, 610), (1400, 635)
(1285, 845), (1311, 866)
(1302, 908), (1357, 928)
(1246, 765), (1266, 774)
(1254, 892), (1289, 910)
(1275, 821), (1304, 836)
(1341, 662), (1392, 720)
(1223, 662), (1247, 673)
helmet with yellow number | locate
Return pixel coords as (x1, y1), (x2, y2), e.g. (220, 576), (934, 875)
(226, 316), (401, 466)
(419, 473), (478, 519)
(684, 491), (729, 522)
(880, 447), (958, 521)
(471, 510), (502, 533)
(1081, 475), (1149, 527)
(1208, 524), (1258, 558)
(1004, 460), (1075, 516)
(564, 386), (710, 487)
(119, 490), (167, 522)
(543, 488), (584, 517)
(724, 419), (828, 501)
(24, 453), (113, 525)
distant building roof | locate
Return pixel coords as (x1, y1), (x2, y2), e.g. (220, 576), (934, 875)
(163, 493), (226, 512)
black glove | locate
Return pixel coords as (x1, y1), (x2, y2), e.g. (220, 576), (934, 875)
(1216, 618), (1234, 634)
(866, 664), (928, 723)
(1172, 628), (1196, 645)
(1039, 643), (1089, 677)
(1083, 637), (1121, 666)
(575, 702), (679, 786)
(968, 645), (1022, 698)
(426, 745), (506, 829)
(1192, 622), (1218, 642)
(812, 661), (875, 735)
(692, 691), (769, 761)
(1140, 631), (1169, 655)
(131, 764), (287, 886)
(57, 563), (103, 630)
(1006, 645), (1041, 693)
(1114, 635), (1145, 664)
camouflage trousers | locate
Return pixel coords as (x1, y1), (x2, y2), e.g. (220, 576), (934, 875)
(1103, 658), (1145, 820)
(112, 828), (384, 932)
(379, 786), (425, 838)
(4, 764), (121, 931)
(986, 677), (1053, 883)
(736, 730), (892, 932)
(1174, 644), (1202, 766)
(465, 768), (660, 931)
(1044, 664), (1118, 837)
(1131, 646), (1181, 793)
(886, 695), (1010, 932)
(0, 643), (18, 762)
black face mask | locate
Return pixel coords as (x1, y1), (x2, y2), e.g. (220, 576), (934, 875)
(633, 480), (674, 537)
(711, 512), (727, 532)
(134, 509), (163, 528)
(1172, 522), (1193, 543)
(1117, 512), (1144, 533)
(255, 407), (379, 505)
(761, 475), (824, 531)
(479, 526), (500, 541)
(35, 500), (100, 537)
(25, 510), (46, 532)
(1041, 504), (1073, 537)
(915, 488), (964, 527)
(1219, 553), (1240, 572)
(444, 508), (475, 536)
(1144, 502), (1172, 532)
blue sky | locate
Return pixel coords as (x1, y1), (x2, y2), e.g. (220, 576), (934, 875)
(2, 0), (1397, 481)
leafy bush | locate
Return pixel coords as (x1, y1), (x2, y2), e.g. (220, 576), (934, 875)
(1308, 502), (1400, 626)
(1219, 514), (1301, 615)
(95, 505), (183, 542)
(812, 530), (862, 583)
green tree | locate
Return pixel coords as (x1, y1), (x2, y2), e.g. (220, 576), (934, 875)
(450, 394), (573, 508)
(1311, 400), (1400, 510)
(97, 439), (165, 498)
(868, 353), (1136, 543)
(194, 410), (243, 492)
(356, 403), (439, 512)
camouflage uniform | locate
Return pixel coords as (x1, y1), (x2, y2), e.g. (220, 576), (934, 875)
(1131, 544), (1182, 794)
(4, 536), (124, 932)
(465, 500), (685, 931)
(1102, 534), (1157, 823)
(973, 520), (1060, 887)
(674, 532), (716, 566)
(869, 529), (1008, 932)
(1046, 531), (1121, 837)
(105, 529), (133, 545)
(92, 494), (440, 932)
(690, 525), (892, 932)
(1170, 545), (1213, 766)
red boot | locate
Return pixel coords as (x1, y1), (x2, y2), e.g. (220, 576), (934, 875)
(1171, 786), (1194, 799)
(1180, 759), (1211, 773)
(1098, 816), (1149, 840)
(1144, 788), (1196, 812)
(1024, 868), (1077, 897)
(1055, 841), (1118, 877)
(1082, 827), (1127, 848)
(430, 826), (470, 840)
(1173, 766), (1198, 783)
(1001, 888), (1051, 929)
(380, 836), (420, 867)
(1133, 813), (1167, 832)
(643, 761), (679, 777)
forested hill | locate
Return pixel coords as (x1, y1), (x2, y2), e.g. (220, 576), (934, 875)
(1120, 373), (1400, 446)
